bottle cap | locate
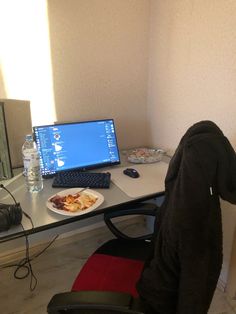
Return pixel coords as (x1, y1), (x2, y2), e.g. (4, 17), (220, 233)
(25, 134), (33, 141)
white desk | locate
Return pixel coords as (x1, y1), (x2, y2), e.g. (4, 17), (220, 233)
(0, 159), (169, 242)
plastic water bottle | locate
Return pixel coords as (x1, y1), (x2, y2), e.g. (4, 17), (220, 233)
(22, 134), (43, 193)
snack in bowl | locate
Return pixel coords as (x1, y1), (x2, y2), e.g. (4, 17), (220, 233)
(127, 148), (164, 164)
(49, 191), (98, 212)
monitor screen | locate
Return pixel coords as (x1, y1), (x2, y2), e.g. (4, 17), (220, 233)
(33, 119), (120, 177)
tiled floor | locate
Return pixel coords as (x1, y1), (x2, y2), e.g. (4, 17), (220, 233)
(0, 218), (235, 314)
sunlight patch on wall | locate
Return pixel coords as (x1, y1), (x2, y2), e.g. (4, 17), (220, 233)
(0, 0), (56, 126)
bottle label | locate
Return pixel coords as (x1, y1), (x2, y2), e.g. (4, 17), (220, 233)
(23, 150), (41, 175)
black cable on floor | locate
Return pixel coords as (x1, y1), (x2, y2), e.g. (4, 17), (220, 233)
(1, 231), (59, 291)
(0, 184), (59, 291)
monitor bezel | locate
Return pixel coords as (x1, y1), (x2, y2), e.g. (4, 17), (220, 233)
(33, 119), (121, 178)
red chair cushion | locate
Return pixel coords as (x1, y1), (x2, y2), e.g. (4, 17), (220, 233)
(72, 253), (144, 298)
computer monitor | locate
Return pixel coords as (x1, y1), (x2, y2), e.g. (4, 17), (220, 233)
(33, 119), (120, 177)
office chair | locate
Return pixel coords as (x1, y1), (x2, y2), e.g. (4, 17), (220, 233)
(48, 120), (236, 314)
(47, 201), (159, 314)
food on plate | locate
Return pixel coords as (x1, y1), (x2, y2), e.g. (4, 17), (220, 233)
(49, 191), (98, 212)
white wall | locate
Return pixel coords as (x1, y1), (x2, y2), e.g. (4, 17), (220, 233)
(0, 0), (150, 149)
(147, 0), (236, 150)
(47, 0), (150, 149)
(147, 0), (236, 290)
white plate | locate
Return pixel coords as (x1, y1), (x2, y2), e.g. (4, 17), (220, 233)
(46, 188), (104, 216)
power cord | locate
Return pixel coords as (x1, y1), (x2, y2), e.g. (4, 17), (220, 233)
(1, 232), (59, 291)
(0, 184), (59, 291)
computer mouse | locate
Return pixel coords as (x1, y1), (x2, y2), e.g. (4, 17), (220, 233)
(123, 168), (140, 178)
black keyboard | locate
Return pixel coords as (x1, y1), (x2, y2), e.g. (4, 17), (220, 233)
(52, 171), (111, 189)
